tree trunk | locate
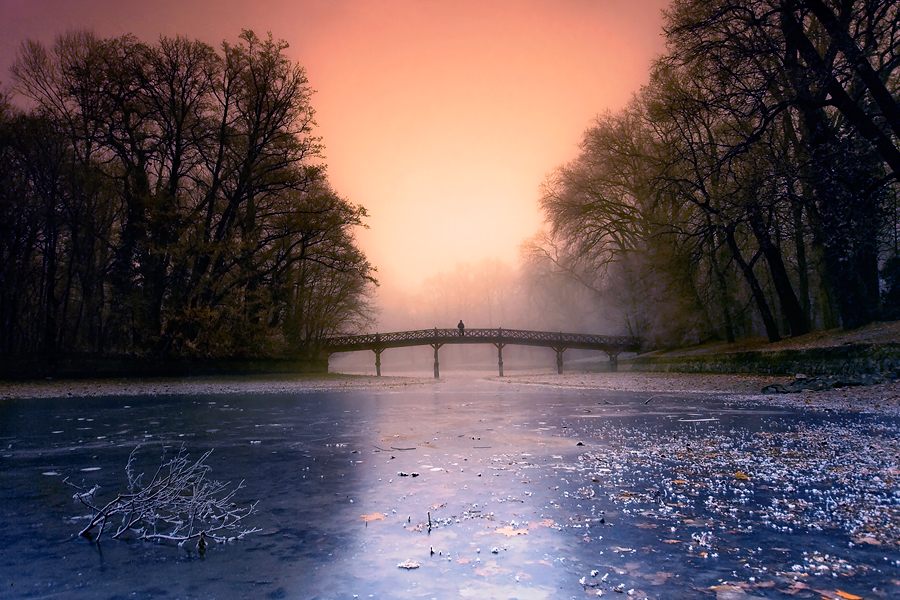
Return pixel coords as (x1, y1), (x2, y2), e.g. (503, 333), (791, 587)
(746, 204), (810, 336)
(791, 194), (811, 324)
(724, 226), (781, 342)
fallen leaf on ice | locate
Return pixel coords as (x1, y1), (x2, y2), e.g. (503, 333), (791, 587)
(650, 572), (674, 585)
(528, 519), (555, 530)
(495, 526), (528, 537)
(361, 513), (385, 522)
(783, 581), (810, 595)
(734, 471), (751, 480)
(474, 561), (506, 577)
(852, 535), (881, 546)
(836, 591), (863, 600)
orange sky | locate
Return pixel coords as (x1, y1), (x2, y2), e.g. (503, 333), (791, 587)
(0, 0), (669, 291)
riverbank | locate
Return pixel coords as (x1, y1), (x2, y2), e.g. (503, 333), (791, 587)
(625, 320), (900, 379)
(3, 369), (899, 417)
(0, 355), (328, 380)
(500, 371), (900, 415)
(0, 372), (436, 400)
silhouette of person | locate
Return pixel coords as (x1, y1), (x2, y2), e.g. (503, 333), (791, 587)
(457, 320), (465, 336)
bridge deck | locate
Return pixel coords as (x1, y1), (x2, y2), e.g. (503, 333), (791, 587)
(321, 328), (639, 353)
(320, 328), (640, 377)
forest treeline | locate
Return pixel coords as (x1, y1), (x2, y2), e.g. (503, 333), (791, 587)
(0, 30), (375, 363)
(524, 0), (900, 347)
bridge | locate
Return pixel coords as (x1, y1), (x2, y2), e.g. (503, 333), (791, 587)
(319, 328), (640, 378)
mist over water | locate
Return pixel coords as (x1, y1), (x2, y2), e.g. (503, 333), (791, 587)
(368, 257), (626, 337)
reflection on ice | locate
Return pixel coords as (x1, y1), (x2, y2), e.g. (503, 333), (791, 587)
(0, 383), (897, 599)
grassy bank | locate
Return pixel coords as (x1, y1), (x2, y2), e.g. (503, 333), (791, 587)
(625, 321), (900, 377)
(0, 355), (328, 380)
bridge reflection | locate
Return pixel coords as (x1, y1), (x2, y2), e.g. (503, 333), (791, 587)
(320, 328), (640, 378)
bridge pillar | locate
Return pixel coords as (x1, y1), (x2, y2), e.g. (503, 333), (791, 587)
(555, 348), (565, 374)
(431, 343), (443, 379)
(493, 343), (506, 377)
(608, 352), (618, 372)
(373, 333), (382, 376)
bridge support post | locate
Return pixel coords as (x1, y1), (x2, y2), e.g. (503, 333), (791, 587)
(608, 352), (618, 372)
(373, 333), (383, 376)
(555, 348), (565, 374)
(431, 343), (443, 379)
(493, 343), (506, 377)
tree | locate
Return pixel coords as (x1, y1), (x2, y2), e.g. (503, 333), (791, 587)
(526, 103), (739, 346)
(4, 30), (375, 361)
(527, 1), (900, 347)
(662, 0), (900, 329)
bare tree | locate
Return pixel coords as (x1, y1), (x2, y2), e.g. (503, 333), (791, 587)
(663, 0), (900, 328)
(3, 29), (375, 361)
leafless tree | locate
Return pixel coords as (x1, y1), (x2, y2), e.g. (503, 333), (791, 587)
(2, 29), (375, 361)
(527, 0), (900, 347)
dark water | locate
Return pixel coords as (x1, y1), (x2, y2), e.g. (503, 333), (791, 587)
(1, 377), (898, 599)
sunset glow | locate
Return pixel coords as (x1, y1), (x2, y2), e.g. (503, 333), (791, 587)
(0, 0), (669, 290)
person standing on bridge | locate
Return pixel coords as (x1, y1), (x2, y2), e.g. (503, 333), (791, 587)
(457, 320), (465, 336)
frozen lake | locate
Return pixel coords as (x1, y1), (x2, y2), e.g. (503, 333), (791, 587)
(1, 375), (898, 599)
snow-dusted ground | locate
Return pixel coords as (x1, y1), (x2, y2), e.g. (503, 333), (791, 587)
(0, 373), (436, 399)
(502, 371), (900, 415)
(3, 370), (898, 415)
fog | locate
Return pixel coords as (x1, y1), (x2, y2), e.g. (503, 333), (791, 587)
(0, 0), (670, 294)
(331, 255), (629, 374)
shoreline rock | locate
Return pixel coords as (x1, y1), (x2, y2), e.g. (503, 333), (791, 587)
(762, 371), (899, 394)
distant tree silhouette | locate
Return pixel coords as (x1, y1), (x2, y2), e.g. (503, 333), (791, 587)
(1, 30), (374, 362)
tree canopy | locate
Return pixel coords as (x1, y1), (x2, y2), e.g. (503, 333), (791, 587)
(0, 30), (375, 363)
(525, 0), (900, 347)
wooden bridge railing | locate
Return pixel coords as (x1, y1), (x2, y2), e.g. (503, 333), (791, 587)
(319, 328), (640, 378)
